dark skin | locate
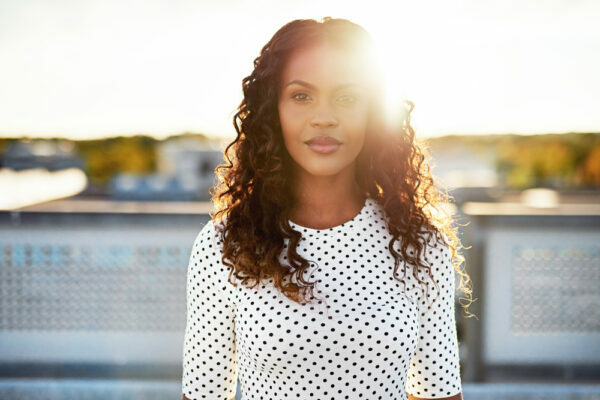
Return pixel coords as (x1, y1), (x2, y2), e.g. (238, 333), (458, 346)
(182, 41), (464, 400)
(277, 41), (371, 230)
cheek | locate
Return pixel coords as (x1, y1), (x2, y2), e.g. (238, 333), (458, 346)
(342, 108), (369, 147)
(278, 102), (303, 134)
(278, 103), (306, 160)
(279, 107), (302, 149)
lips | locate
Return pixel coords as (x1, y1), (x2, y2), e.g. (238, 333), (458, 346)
(304, 135), (342, 154)
(305, 135), (342, 145)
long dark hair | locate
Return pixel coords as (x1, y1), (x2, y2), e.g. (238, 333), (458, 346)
(211, 16), (474, 318)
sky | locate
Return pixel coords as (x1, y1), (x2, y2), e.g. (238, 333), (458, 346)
(0, 0), (599, 140)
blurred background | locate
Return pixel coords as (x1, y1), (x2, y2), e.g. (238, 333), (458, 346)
(1, 0), (599, 399)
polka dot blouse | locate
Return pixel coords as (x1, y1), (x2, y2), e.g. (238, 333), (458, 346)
(182, 196), (462, 400)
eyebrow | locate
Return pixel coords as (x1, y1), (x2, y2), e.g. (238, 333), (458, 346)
(284, 79), (362, 91)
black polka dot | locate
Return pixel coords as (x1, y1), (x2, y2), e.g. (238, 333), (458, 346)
(182, 196), (462, 399)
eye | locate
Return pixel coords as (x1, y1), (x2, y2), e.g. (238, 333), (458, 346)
(337, 94), (357, 104)
(292, 92), (311, 102)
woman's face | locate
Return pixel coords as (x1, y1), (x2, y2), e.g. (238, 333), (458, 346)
(277, 41), (371, 179)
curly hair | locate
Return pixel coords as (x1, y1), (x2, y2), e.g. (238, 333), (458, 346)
(210, 16), (475, 319)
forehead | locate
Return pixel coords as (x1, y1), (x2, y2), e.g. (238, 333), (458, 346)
(279, 42), (371, 90)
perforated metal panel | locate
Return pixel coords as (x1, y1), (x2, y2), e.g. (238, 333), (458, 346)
(483, 227), (600, 364)
(512, 246), (600, 334)
(0, 243), (188, 331)
(0, 223), (206, 364)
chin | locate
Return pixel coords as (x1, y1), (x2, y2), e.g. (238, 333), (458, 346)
(298, 161), (352, 177)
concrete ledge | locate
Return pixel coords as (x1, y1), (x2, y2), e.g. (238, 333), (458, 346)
(0, 380), (599, 400)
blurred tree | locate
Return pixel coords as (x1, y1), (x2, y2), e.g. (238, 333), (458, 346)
(577, 141), (600, 187)
(494, 133), (599, 189)
(75, 135), (157, 186)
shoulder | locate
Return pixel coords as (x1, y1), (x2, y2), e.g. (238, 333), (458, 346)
(422, 229), (452, 265)
(188, 219), (236, 293)
(390, 224), (452, 271)
(413, 228), (453, 280)
(192, 218), (225, 249)
(186, 219), (238, 315)
(417, 229), (456, 308)
(189, 219), (225, 274)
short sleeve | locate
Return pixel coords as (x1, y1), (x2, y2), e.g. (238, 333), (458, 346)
(182, 220), (238, 400)
(406, 232), (462, 398)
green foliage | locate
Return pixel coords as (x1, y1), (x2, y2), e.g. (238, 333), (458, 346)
(74, 135), (159, 186)
(491, 133), (600, 189)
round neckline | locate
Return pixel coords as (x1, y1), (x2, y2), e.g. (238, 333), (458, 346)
(288, 196), (373, 233)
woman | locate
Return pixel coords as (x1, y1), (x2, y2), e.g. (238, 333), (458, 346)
(182, 16), (473, 400)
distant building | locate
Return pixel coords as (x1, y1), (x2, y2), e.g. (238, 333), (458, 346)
(108, 173), (199, 201)
(108, 137), (223, 201)
(1, 140), (84, 171)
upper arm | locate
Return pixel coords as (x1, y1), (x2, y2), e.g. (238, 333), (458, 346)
(405, 231), (463, 398)
(181, 221), (238, 400)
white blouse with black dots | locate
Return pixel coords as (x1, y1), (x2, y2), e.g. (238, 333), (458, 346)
(182, 196), (463, 400)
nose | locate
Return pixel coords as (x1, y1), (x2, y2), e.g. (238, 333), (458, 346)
(310, 102), (338, 128)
